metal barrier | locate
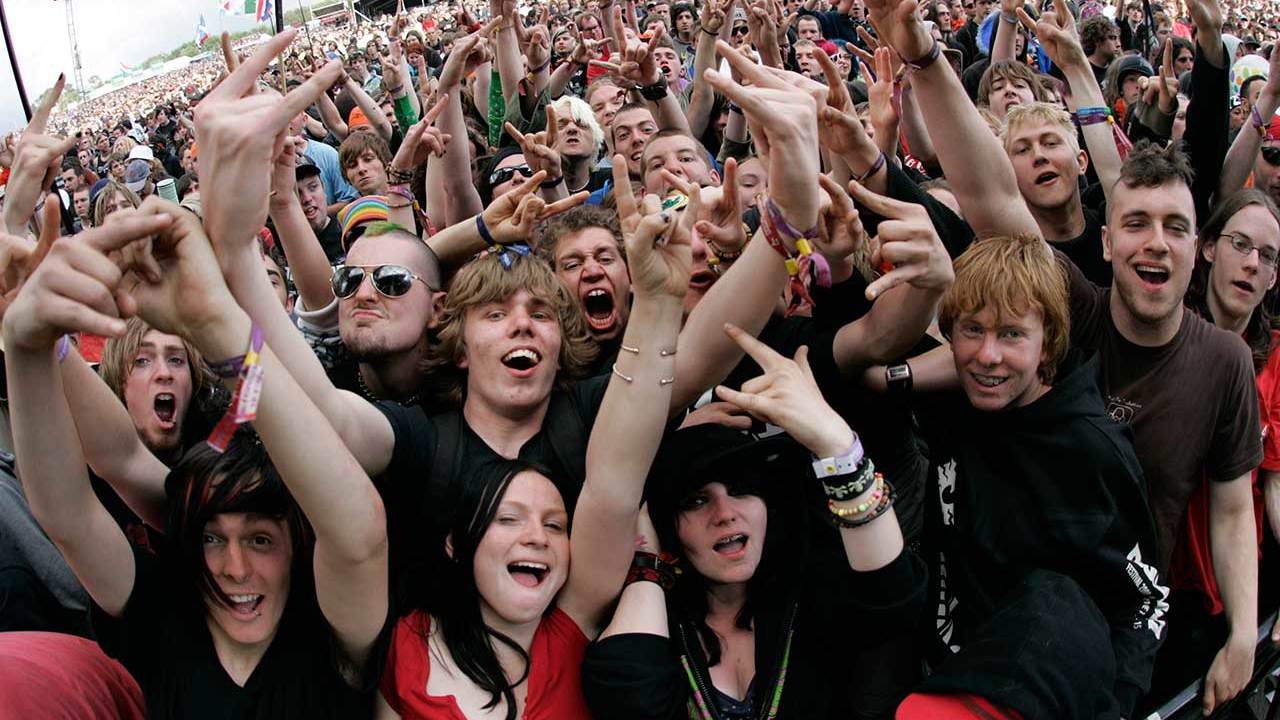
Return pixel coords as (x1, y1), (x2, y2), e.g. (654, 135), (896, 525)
(1145, 611), (1280, 720)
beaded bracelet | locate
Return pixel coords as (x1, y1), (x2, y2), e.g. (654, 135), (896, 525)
(828, 473), (885, 516)
(827, 478), (895, 529)
(387, 166), (415, 184)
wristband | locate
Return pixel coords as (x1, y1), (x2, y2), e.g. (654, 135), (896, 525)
(56, 334), (74, 364)
(1074, 106), (1113, 127)
(1252, 106), (1268, 138)
(727, 102), (744, 115)
(475, 214), (497, 245)
(206, 323), (266, 453)
(387, 166), (415, 184)
(852, 151), (886, 184)
(823, 457), (877, 501)
(701, 26), (718, 36)
(528, 58), (551, 74)
(828, 473), (885, 516)
(1000, 12), (1018, 23)
(539, 175), (565, 189)
(625, 551), (681, 590)
(812, 436), (865, 479)
(639, 77), (670, 101)
(827, 477), (895, 528)
(904, 41), (941, 72)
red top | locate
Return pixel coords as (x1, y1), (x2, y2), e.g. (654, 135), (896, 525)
(379, 607), (592, 720)
(1169, 333), (1280, 614)
(0, 631), (145, 719)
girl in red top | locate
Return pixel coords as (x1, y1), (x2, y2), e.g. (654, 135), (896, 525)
(376, 163), (698, 719)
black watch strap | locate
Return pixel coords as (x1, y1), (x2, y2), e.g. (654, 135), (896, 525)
(639, 78), (669, 101)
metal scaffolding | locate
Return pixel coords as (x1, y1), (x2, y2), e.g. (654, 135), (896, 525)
(61, 0), (84, 94)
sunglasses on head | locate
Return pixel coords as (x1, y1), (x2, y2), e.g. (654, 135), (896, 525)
(488, 164), (535, 186)
(1263, 146), (1280, 166)
(331, 264), (428, 299)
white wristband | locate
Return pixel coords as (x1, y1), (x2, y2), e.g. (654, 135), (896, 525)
(812, 436), (864, 479)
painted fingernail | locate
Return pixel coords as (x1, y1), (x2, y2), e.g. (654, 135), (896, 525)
(661, 212), (671, 223)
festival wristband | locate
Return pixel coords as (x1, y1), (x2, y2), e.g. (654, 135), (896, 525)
(207, 324), (266, 453)
(812, 437), (865, 480)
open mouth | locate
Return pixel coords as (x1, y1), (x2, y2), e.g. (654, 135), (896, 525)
(227, 593), (264, 616)
(1034, 171), (1058, 186)
(1232, 279), (1255, 294)
(689, 269), (717, 291)
(154, 393), (176, 424)
(1134, 264), (1170, 287)
(507, 561), (549, 588)
(971, 374), (1007, 388)
(713, 533), (748, 556)
(582, 288), (616, 330)
(501, 348), (543, 373)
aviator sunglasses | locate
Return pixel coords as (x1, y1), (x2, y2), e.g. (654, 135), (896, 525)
(332, 264), (431, 299)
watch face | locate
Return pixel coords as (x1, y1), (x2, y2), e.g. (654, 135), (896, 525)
(887, 365), (910, 382)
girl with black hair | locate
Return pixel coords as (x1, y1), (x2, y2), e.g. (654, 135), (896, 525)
(581, 324), (928, 720)
(375, 164), (700, 718)
(4, 205), (391, 719)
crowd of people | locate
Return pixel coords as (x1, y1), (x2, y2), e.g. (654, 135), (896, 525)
(0, 0), (1279, 717)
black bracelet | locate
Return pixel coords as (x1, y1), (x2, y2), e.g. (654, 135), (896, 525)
(904, 40), (941, 72)
(822, 457), (876, 501)
(475, 214), (497, 245)
(539, 175), (565, 189)
(700, 26), (718, 36)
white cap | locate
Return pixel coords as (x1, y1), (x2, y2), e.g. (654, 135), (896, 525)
(127, 144), (155, 162)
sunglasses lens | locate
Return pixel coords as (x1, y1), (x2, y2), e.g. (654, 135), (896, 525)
(332, 266), (364, 298)
(1264, 147), (1280, 165)
(372, 266), (415, 297)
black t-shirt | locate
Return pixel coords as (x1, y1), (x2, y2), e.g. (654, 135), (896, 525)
(1063, 255), (1262, 570)
(315, 215), (344, 264)
(90, 546), (383, 720)
(1052, 205), (1111, 286)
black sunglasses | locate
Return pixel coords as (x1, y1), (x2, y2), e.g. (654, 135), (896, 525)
(488, 164), (535, 186)
(731, 24), (750, 35)
(1263, 146), (1280, 166)
(331, 264), (429, 299)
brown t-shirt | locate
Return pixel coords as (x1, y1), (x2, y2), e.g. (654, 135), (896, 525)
(1063, 256), (1262, 571)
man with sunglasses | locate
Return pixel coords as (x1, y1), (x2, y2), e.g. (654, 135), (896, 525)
(1219, 51), (1280, 207)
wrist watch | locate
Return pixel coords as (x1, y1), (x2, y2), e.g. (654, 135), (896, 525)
(885, 363), (913, 395)
(639, 77), (669, 101)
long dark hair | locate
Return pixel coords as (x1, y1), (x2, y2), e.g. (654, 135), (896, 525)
(1186, 189), (1280, 373)
(650, 463), (810, 667)
(163, 430), (314, 620)
(422, 459), (566, 720)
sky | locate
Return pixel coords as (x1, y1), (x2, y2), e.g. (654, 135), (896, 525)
(0, 0), (331, 134)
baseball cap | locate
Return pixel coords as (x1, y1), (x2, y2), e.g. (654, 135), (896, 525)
(127, 144), (156, 163)
(124, 159), (151, 193)
(349, 107), (371, 128)
(296, 154), (322, 181)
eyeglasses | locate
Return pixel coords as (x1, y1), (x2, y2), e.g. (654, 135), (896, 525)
(1220, 232), (1280, 269)
(731, 24), (750, 35)
(1262, 146), (1280, 166)
(488, 164), (535, 187)
(331, 264), (430, 299)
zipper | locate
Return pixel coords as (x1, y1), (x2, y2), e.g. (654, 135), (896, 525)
(678, 621), (722, 720)
(757, 602), (798, 720)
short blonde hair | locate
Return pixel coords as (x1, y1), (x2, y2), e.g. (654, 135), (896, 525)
(1000, 102), (1080, 155)
(424, 251), (598, 407)
(939, 235), (1070, 384)
(550, 95), (605, 159)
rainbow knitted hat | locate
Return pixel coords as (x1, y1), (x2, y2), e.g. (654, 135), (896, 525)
(338, 195), (389, 249)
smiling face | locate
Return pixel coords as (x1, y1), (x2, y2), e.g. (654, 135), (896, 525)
(553, 227), (632, 340)
(123, 330), (194, 456)
(613, 107), (659, 177)
(676, 482), (768, 586)
(1005, 118), (1086, 213)
(951, 304), (1049, 411)
(1104, 180), (1197, 332)
(1203, 203), (1280, 327)
(203, 512), (293, 653)
(473, 471), (570, 626)
(460, 289), (563, 416)
(340, 236), (440, 361)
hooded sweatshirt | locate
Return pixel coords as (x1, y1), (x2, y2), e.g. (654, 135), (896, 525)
(918, 351), (1168, 718)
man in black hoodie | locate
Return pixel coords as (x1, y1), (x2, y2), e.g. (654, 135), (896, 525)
(904, 235), (1167, 719)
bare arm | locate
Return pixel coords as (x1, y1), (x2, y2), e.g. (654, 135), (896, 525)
(991, 3), (1018, 62)
(862, 342), (959, 392)
(866, 0), (1039, 239)
(269, 140), (338, 313)
(562, 170), (690, 635)
(1220, 49), (1280, 199)
(495, 3), (526, 105)
(345, 76), (395, 142)
(686, 0), (731, 138)
(897, 86), (938, 169)
(315, 89), (351, 141)
(1204, 473), (1259, 714)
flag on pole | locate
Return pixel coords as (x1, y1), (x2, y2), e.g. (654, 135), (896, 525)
(257, 0), (274, 24)
(196, 14), (210, 45)
(222, 0), (272, 22)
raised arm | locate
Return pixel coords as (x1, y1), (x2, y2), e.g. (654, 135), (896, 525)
(128, 199), (389, 679)
(1220, 46), (1280, 199)
(494, 0), (526, 105)
(865, 0), (1039, 239)
(560, 162), (695, 637)
(3, 212), (175, 618)
(2, 76), (77, 238)
(199, 30), (396, 474)
(314, 84), (351, 141)
(269, 137), (339, 313)
(672, 43), (824, 411)
(344, 75), (395, 142)
(686, 0), (730, 138)
(990, 0), (1019, 62)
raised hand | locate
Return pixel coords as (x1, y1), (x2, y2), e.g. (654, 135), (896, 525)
(569, 25), (611, 65)
(389, 96), (452, 174)
(815, 174), (868, 283)
(1142, 38), (1180, 114)
(196, 29), (344, 272)
(1016, 0), (1086, 70)
(504, 104), (563, 180)
(2, 207), (173, 351)
(0, 200), (71, 324)
(2, 75), (78, 236)
(848, 181), (954, 300)
(862, 48), (901, 142)
(481, 169), (589, 243)
(590, 5), (663, 87)
(611, 154), (696, 300)
(692, 157), (747, 259)
(439, 22), (498, 89)
(862, 0), (933, 63)
(523, 22), (553, 70)
(714, 323), (854, 458)
(702, 40), (823, 234)
(700, 0), (733, 34)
